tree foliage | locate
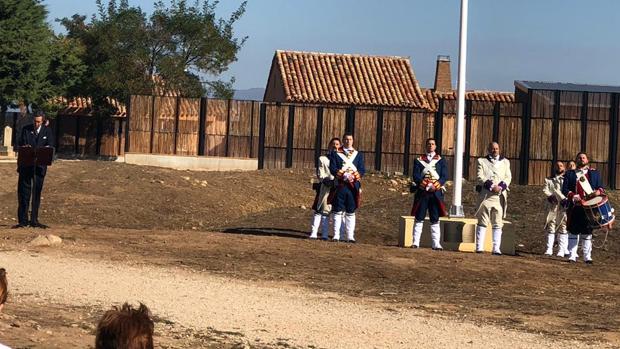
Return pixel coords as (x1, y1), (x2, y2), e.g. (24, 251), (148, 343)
(0, 0), (87, 115)
(0, 0), (51, 111)
(61, 0), (247, 104)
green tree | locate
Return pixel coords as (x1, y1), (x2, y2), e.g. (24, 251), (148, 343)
(0, 0), (87, 116)
(61, 0), (247, 104)
(152, 0), (247, 97)
(41, 35), (88, 116)
(0, 0), (53, 112)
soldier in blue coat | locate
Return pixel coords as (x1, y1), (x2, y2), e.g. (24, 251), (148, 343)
(14, 111), (54, 229)
(561, 152), (604, 263)
(410, 138), (448, 249)
(329, 133), (365, 242)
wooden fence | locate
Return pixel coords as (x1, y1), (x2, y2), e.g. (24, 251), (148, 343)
(432, 99), (524, 183)
(258, 103), (434, 174)
(521, 90), (617, 186)
(119, 94), (619, 189)
(126, 95), (259, 158)
(47, 115), (125, 158)
(257, 100), (523, 180)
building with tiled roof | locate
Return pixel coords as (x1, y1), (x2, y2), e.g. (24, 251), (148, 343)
(263, 50), (430, 109)
(424, 56), (515, 111)
(53, 75), (180, 117)
(423, 89), (515, 112)
(55, 97), (127, 117)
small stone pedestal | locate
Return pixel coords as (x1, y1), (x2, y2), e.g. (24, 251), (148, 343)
(399, 216), (515, 255)
(0, 125), (15, 158)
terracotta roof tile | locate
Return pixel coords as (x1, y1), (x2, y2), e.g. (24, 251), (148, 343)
(273, 50), (429, 109)
(423, 89), (515, 112)
(53, 76), (180, 118)
(54, 97), (126, 117)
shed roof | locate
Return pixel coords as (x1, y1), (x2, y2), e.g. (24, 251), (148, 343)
(423, 89), (515, 112)
(266, 50), (429, 109)
(515, 80), (620, 94)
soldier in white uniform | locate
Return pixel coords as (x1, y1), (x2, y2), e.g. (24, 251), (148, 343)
(542, 161), (569, 256)
(309, 138), (341, 240)
(475, 142), (512, 255)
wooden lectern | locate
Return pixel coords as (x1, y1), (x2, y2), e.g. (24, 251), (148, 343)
(17, 146), (54, 168)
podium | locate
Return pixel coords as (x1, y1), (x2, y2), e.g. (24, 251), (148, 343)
(17, 146), (54, 168)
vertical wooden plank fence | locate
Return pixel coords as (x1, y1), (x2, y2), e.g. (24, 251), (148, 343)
(53, 115), (126, 158)
(118, 94), (619, 188)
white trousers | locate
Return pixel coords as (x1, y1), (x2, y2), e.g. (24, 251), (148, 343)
(413, 221), (442, 249)
(310, 213), (329, 239)
(332, 212), (351, 241)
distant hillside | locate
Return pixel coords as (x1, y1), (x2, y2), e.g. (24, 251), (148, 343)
(233, 88), (265, 101)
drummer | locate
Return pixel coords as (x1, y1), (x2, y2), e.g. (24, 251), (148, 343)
(561, 152), (605, 264)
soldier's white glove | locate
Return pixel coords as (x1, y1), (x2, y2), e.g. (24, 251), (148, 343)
(425, 183), (433, 192)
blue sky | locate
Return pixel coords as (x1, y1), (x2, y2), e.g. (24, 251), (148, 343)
(45, 0), (620, 91)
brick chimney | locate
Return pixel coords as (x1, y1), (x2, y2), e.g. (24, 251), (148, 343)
(433, 55), (453, 92)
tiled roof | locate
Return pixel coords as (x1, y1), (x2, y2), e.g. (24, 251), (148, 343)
(423, 89), (515, 112)
(55, 97), (127, 117)
(271, 50), (429, 109)
(52, 75), (182, 117)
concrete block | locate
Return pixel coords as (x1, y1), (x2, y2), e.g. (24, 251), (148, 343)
(398, 216), (515, 255)
(124, 153), (258, 172)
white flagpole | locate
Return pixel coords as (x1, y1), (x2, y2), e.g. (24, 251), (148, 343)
(450, 0), (468, 217)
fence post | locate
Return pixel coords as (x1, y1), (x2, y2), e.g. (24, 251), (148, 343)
(608, 93), (619, 189)
(75, 116), (80, 155)
(173, 97), (180, 155)
(345, 106), (356, 135)
(225, 99), (231, 157)
(95, 117), (102, 156)
(463, 100), (472, 179)
(149, 95), (156, 154)
(55, 115), (61, 150)
(403, 111), (412, 176)
(124, 96), (131, 153)
(258, 103), (267, 169)
(249, 101), (255, 158)
(520, 90), (533, 185)
(434, 99), (444, 153)
(118, 119), (124, 156)
(551, 91), (561, 174)
(492, 101), (500, 141)
(11, 112), (17, 148)
(286, 104), (295, 168)
(198, 97), (207, 156)
(314, 106), (324, 168)
(375, 108), (384, 171)
(581, 92), (588, 151)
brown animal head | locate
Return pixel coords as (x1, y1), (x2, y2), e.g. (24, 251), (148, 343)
(95, 303), (154, 349)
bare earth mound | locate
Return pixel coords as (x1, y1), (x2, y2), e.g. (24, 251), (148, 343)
(0, 160), (619, 348)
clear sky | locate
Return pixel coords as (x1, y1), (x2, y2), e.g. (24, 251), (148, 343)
(45, 0), (620, 92)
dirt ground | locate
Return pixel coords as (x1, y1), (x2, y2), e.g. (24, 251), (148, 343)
(0, 160), (619, 348)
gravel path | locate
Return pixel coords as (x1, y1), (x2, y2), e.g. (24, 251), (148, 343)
(0, 250), (604, 349)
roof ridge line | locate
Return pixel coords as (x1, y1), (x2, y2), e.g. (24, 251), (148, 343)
(276, 49), (411, 60)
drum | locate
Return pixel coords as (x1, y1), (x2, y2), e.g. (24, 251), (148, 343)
(582, 195), (615, 229)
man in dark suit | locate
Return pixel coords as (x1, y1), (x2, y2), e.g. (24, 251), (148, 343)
(13, 111), (54, 229)
(561, 152), (604, 264)
(410, 138), (448, 250)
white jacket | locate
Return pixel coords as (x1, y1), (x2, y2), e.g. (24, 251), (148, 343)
(476, 156), (512, 218)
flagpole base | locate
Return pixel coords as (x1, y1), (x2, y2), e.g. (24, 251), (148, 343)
(449, 205), (465, 218)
